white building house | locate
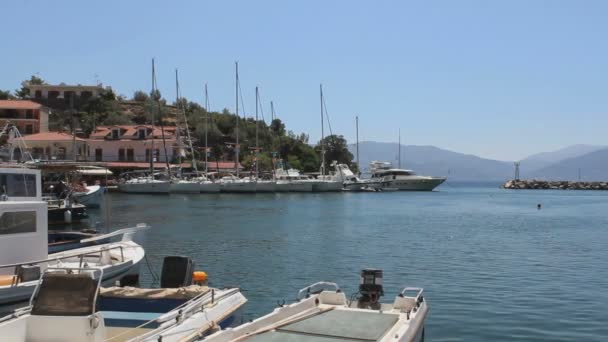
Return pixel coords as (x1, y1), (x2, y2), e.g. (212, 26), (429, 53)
(87, 125), (178, 164)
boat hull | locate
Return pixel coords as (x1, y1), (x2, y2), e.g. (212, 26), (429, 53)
(0, 241), (144, 306)
(199, 182), (221, 193)
(118, 181), (170, 194)
(382, 177), (446, 191)
(169, 181), (200, 194)
(73, 186), (104, 208)
(47, 206), (88, 225)
(220, 182), (257, 193)
(255, 181), (276, 193)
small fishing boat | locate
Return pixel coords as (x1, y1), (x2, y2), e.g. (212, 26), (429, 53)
(0, 256), (247, 342)
(330, 161), (381, 191)
(205, 269), (428, 342)
(0, 167), (147, 306)
(47, 230), (110, 254)
(73, 184), (104, 208)
(45, 196), (88, 224)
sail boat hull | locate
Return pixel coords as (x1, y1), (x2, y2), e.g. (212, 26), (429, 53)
(169, 181), (200, 194)
(118, 180), (170, 194)
(199, 182), (221, 193)
(255, 181), (276, 192)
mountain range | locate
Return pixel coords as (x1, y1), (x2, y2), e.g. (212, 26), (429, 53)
(347, 142), (608, 181)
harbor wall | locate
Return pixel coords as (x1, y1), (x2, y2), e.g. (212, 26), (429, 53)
(503, 179), (608, 190)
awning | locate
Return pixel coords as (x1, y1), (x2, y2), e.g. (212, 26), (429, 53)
(77, 168), (113, 176)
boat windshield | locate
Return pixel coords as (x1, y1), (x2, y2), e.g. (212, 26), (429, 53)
(0, 172), (38, 199)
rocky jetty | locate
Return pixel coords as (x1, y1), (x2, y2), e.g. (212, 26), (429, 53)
(503, 179), (608, 190)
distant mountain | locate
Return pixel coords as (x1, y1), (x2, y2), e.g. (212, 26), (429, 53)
(528, 148), (608, 181)
(521, 144), (605, 171)
(348, 141), (513, 181)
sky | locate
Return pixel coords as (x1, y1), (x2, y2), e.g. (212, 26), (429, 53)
(1, 0), (607, 161)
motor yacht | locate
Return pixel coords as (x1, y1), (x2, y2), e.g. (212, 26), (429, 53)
(370, 161), (446, 191)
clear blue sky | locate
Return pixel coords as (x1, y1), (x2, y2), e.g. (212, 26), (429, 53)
(2, 0), (607, 161)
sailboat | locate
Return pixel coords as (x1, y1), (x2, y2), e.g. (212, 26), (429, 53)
(220, 62), (257, 193)
(313, 84), (343, 192)
(251, 86), (276, 192)
(119, 59), (171, 194)
(198, 83), (222, 193)
(169, 70), (220, 193)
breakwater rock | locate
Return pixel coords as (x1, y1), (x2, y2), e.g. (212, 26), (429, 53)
(503, 179), (608, 190)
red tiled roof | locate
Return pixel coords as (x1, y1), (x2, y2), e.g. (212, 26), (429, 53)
(90, 125), (176, 139)
(0, 100), (43, 110)
(20, 132), (85, 142)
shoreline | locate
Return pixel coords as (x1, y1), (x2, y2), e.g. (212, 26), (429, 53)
(503, 179), (608, 190)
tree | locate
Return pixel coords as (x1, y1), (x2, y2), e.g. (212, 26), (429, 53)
(317, 134), (354, 171)
(0, 90), (14, 100)
(15, 75), (45, 99)
(132, 90), (149, 102)
(270, 119), (285, 136)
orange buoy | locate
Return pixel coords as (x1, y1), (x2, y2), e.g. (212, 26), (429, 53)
(193, 271), (208, 284)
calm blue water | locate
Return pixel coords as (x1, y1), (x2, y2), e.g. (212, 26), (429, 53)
(88, 182), (608, 341)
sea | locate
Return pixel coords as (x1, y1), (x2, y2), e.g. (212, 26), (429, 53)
(81, 181), (608, 341)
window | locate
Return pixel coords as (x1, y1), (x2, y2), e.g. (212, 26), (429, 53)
(25, 110), (34, 119)
(0, 173), (37, 198)
(118, 148), (126, 161)
(25, 125), (33, 134)
(95, 148), (103, 162)
(0, 211), (37, 235)
(111, 129), (120, 140)
(145, 149), (150, 162)
(138, 129), (146, 139)
(34, 90), (42, 98)
(127, 148), (134, 161)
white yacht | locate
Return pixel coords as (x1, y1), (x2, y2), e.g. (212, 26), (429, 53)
(204, 269), (428, 342)
(370, 161), (446, 191)
(219, 175), (257, 193)
(274, 166), (313, 192)
(73, 184), (104, 208)
(0, 167), (146, 305)
(330, 161), (382, 191)
(118, 173), (171, 194)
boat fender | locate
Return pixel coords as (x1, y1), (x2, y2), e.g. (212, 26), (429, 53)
(64, 210), (72, 223)
(193, 271), (208, 285)
(277, 299), (286, 307)
(315, 298), (319, 306)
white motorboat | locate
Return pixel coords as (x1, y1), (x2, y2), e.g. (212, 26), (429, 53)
(73, 184), (104, 208)
(220, 175), (257, 193)
(330, 161), (382, 191)
(0, 256), (247, 342)
(204, 269), (428, 342)
(370, 161), (446, 191)
(274, 167), (313, 192)
(118, 174), (170, 194)
(0, 167), (147, 306)
(170, 179), (201, 194)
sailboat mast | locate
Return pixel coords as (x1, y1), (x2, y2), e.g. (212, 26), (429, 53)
(270, 101), (275, 121)
(255, 86), (259, 180)
(320, 84), (325, 176)
(152, 60), (172, 176)
(175, 69), (182, 167)
(175, 69), (198, 173)
(356, 115), (359, 174)
(204, 83), (209, 174)
(149, 59), (155, 176)
(398, 128), (401, 169)
(235, 62), (240, 178)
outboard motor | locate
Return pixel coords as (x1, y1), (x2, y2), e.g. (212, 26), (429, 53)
(160, 256), (194, 288)
(358, 268), (384, 309)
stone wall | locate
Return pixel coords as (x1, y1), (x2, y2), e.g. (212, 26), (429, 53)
(503, 179), (608, 190)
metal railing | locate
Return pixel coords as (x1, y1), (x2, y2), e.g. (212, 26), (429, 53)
(297, 282), (341, 300)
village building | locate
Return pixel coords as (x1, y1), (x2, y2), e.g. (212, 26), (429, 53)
(27, 83), (107, 100)
(87, 125), (179, 164)
(0, 100), (49, 135)
(20, 132), (87, 161)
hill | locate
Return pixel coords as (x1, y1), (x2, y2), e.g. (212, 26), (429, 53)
(348, 141), (513, 181)
(528, 148), (608, 181)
